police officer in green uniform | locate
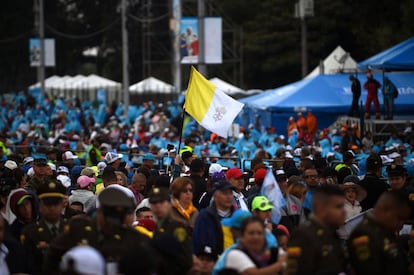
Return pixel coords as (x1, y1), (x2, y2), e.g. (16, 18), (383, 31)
(27, 158), (54, 193)
(149, 187), (193, 275)
(21, 178), (67, 274)
(347, 190), (412, 274)
(96, 185), (155, 274)
(287, 185), (347, 275)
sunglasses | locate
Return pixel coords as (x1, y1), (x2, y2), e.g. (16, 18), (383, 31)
(182, 188), (193, 193)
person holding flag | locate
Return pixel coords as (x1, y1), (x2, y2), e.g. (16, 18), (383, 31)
(260, 168), (286, 225)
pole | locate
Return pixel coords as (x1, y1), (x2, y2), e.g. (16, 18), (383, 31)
(197, 0), (207, 76)
(300, 16), (308, 78)
(38, 0), (45, 96)
(172, 0), (181, 96)
(122, 0), (130, 113)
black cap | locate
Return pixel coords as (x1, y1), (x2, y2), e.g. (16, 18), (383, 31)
(387, 164), (407, 177)
(212, 181), (235, 193)
(33, 158), (48, 166)
(37, 179), (67, 204)
(98, 186), (136, 210)
(148, 187), (170, 204)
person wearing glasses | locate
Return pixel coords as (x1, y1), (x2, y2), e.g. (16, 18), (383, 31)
(170, 177), (199, 231)
(302, 167), (320, 218)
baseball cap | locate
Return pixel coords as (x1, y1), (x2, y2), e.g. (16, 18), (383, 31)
(104, 152), (123, 164)
(97, 162), (107, 174)
(221, 209), (252, 228)
(81, 167), (96, 177)
(57, 166), (69, 174)
(9, 189), (33, 216)
(62, 151), (78, 161)
(252, 196), (274, 211)
(60, 246), (105, 275)
(254, 168), (267, 181)
(142, 153), (156, 162)
(33, 158), (48, 166)
(77, 175), (96, 188)
(148, 187), (170, 204)
(226, 168), (243, 179)
(212, 181), (236, 193)
(209, 163), (223, 175)
(23, 156), (34, 166)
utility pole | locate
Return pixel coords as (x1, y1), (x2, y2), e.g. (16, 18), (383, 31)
(122, 0), (130, 112)
(172, 0), (181, 95)
(35, 0), (46, 96)
(300, 16), (307, 78)
(295, 0), (314, 78)
(197, 0), (207, 76)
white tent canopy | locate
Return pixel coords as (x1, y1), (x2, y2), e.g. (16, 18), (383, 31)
(129, 77), (175, 94)
(209, 77), (244, 96)
(306, 46), (357, 79)
(29, 74), (121, 90)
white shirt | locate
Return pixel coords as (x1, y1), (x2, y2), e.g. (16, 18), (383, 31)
(0, 243), (10, 275)
(225, 249), (255, 272)
(233, 191), (249, 211)
(344, 200), (362, 220)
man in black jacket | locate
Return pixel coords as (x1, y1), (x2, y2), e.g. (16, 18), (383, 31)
(190, 158), (207, 209)
(358, 154), (388, 211)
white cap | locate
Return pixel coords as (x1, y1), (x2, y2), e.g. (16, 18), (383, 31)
(97, 162), (107, 173)
(60, 246), (105, 275)
(27, 167), (35, 177)
(4, 160), (18, 170)
(388, 152), (401, 159)
(209, 163), (223, 174)
(293, 148), (302, 157)
(104, 152), (124, 164)
(380, 155), (394, 165)
(23, 157), (34, 165)
(57, 166), (69, 174)
(62, 151), (78, 160)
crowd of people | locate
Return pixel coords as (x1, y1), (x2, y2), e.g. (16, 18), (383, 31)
(0, 91), (413, 274)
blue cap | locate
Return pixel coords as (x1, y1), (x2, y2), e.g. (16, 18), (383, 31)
(142, 153), (156, 162)
(221, 209), (252, 228)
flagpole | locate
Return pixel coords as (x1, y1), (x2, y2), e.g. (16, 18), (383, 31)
(177, 107), (186, 154)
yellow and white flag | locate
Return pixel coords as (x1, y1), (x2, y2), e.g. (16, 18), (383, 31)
(184, 67), (244, 137)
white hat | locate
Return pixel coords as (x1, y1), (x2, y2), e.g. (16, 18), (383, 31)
(209, 163), (223, 174)
(4, 160), (18, 170)
(48, 163), (56, 171)
(27, 167), (35, 177)
(293, 148), (302, 157)
(62, 151), (78, 161)
(60, 246), (105, 275)
(388, 152), (401, 159)
(97, 162), (107, 173)
(57, 166), (69, 174)
(380, 155), (394, 165)
(104, 152), (124, 164)
(23, 157), (34, 165)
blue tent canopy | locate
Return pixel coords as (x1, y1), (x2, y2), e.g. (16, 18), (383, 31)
(238, 73), (414, 134)
(358, 37), (414, 71)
